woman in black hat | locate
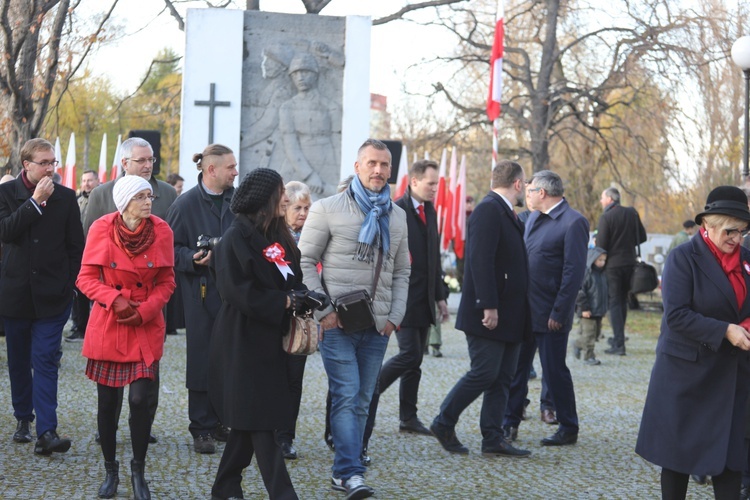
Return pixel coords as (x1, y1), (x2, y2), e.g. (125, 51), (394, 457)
(636, 186), (750, 499)
(208, 168), (327, 500)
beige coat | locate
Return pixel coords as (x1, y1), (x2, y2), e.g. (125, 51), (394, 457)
(299, 190), (410, 331)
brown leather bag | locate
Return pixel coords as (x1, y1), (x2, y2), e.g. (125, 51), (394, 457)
(282, 312), (319, 355)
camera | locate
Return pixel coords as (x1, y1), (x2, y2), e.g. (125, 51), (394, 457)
(196, 234), (222, 259)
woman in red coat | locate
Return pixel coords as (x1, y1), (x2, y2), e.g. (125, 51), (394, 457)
(77, 175), (175, 500)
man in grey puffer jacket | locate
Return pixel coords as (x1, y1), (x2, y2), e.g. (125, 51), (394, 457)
(299, 139), (410, 500)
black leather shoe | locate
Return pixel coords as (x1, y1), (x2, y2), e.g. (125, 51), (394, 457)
(541, 409), (558, 425)
(482, 439), (531, 458)
(34, 430), (71, 455)
(604, 346), (626, 356)
(540, 429), (578, 446)
(13, 420), (32, 443)
(213, 424), (229, 442)
(148, 433), (158, 444)
(691, 475), (708, 485)
(399, 417), (432, 435)
(501, 425), (518, 442)
(280, 441), (297, 460)
(430, 421), (468, 454)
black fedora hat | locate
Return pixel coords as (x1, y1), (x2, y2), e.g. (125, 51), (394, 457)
(695, 186), (750, 225)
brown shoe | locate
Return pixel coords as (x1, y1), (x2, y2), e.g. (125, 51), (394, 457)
(541, 409), (558, 425)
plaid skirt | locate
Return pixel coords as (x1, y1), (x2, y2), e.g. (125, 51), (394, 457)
(85, 359), (159, 388)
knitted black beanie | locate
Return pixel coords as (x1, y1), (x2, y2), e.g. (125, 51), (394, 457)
(231, 168), (282, 215)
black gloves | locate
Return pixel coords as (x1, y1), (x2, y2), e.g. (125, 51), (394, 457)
(287, 290), (330, 314)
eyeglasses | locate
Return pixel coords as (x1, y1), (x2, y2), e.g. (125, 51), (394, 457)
(28, 160), (59, 168)
(131, 193), (155, 202)
(723, 227), (750, 238)
(126, 157), (158, 166)
(527, 187), (542, 193)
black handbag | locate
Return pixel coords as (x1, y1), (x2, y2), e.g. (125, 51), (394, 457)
(629, 210), (658, 294)
(333, 250), (383, 333)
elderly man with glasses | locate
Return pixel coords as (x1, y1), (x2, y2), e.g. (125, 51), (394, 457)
(82, 137), (177, 445)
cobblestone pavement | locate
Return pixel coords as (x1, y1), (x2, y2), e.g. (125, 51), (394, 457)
(0, 305), (716, 499)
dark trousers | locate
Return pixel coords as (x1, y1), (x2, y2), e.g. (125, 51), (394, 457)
(276, 354), (307, 444)
(188, 389), (219, 437)
(372, 325), (429, 421)
(507, 337), (554, 427)
(661, 467), (741, 500)
(70, 286), (90, 333)
(212, 429), (298, 500)
(435, 334), (521, 446)
(606, 265), (634, 348)
(4, 303), (71, 436)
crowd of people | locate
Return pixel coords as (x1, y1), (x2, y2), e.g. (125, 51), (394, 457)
(5, 134), (750, 500)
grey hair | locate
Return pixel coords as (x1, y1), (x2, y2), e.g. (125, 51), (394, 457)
(285, 181), (311, 205)
(604, 187), (620, 203)
(530, 170), (564, 197)
(120, 137), (153, 160)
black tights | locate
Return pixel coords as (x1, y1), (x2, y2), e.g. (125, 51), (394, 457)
(98, 379), (153, 462)
(661, 467), (741, 500)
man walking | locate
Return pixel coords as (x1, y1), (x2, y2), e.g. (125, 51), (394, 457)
(596, 187), (647, 355)
(431, 160), (531, 458)
(0, 138), (84, 455)
(367, 159), (449, 442)
(66, 169), (99, 342)
(166, 144), (237, 454)
(299, 139), (410, 499)
(504, 170), (588, 446)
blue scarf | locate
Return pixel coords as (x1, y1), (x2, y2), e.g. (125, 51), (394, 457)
(349, 175), (392, 262)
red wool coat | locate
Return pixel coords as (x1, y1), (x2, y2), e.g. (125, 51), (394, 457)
(77, 213), (175, 366)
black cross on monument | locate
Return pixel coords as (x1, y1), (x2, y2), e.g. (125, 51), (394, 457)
(194, 83), (231, 144)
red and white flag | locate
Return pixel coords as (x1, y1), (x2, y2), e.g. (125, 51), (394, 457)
(394, 144), (409, 199)
(111, 134), (122, 181)
(63, 133), (76, 191)
(453, 155), (468, 259)
(435, 148), (448, 235)
(487, 0), (505, 121)
(97, 134), (108, 184)
(54, 137), (63, 179)
(442, 148), (458, 251)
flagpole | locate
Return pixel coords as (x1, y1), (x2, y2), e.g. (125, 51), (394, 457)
(492, 118), (499, 170)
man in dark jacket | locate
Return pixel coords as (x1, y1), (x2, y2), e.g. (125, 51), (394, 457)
(366, 160), (449, 445)
(596, 187), (647, 355)
(431, 160), (531, 458)
(0, 138), (84, 455)
(166, 144), (237, 454)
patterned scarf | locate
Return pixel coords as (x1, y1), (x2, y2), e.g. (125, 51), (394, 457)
(114, 216), (156, 258)
(349, 175), (392, 262)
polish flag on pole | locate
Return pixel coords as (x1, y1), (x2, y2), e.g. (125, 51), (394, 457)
(453, 155), (468, 259)
(435, 148), (448, 235)
(442, 148), (458, 251)
(63, 133), (76, 191)
(111, 134), (122, 181)
(97, 134), (108, 184)
(54, 137), (63, 179)
(394, 144), (409, 199)
(488, 0), (504, 168)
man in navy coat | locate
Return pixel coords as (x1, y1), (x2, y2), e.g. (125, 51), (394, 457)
(504, 170), (588, 446)
(430, 160), (531, 457)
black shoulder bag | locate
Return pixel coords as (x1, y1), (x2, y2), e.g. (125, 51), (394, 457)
(629, 208), (659, 294)
(333, 249), (383, 333)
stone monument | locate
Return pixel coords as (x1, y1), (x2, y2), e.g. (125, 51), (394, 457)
(180, 9), (371, 195)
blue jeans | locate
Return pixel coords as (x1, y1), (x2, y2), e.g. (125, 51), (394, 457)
(319, 327), (389, 480)
(4, 303), (71, 436)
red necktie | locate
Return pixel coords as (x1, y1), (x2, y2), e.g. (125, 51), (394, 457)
(417, 205), (427, 225)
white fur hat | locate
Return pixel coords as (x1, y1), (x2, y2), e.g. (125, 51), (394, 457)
(113, 175), (152, 214)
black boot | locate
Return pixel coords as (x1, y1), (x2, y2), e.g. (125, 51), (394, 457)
(98, 460), (119, 498)
(130, 459), (151, 500)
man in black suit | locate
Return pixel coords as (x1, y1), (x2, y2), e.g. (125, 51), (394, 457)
(0, 138), (84, 455)
(596, 187), (647, 355)
(430, 160), (531, 458)
(367, 160), (449, 444)
(503, 170), (589, 446)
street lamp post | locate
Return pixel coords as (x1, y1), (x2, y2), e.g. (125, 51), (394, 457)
(732, 36), (750, 179)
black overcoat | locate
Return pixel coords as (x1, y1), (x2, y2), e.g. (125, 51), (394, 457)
(208, 215), (304, 431)
(166, 174), (235, 391)
(0, 177), (83, 318)
(395, 188), (446, 327)
(455, 192), (530, 342)
(636, 234), (750, 475)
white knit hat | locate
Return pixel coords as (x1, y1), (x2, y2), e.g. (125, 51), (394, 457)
(113, 176), (152, 214)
